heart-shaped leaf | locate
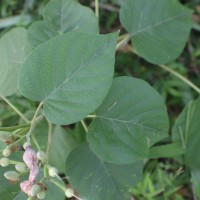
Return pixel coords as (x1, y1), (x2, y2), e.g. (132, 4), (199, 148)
(19, 32), (118, 125)
(28, 0), (98, 47)
(88, 77), (169, 164)
(0, 28), (32, 96)
(66, 143), (143, 200)
(120, 0), (192, 64)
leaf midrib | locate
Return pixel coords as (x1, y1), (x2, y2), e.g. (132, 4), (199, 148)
(44, 37), (115, 102)
(97, 115), (163, 133)
(132, 11), (191, 36)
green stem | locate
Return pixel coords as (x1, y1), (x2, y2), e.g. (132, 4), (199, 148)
(0, 95), (30, 123)
(49, 178), (66, 192)
(44, 165), (48, 178)
(9, 128), (29, 147)
(86, 115), (96, 118)
(159, 64), (200, 94)
(9, 136), (26, 147)
(116, 34), (131, 50)
(0, 124), (30, 132)
(31, 134), (41, 151)
(26, 102), (43, 142)
(9, 129), (23, 138)
(81, 120), (88, 132)
(46, 122), (53, 162)
(117, 33), (130, 41)
(129, 46), (200, 94)
(95, 0), (99, 18)
(9, 160), (24, 165)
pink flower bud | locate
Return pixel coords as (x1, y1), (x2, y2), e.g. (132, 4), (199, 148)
(23, 146), (39, 182)
(29, 166), (39, 182)
(20, 180), (34, 196)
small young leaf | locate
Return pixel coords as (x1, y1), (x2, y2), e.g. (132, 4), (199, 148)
(66, 143), (143, 200)
(0, 28), (32, 96)
(19, 32), (118, 125)
(28, 0), (98, 47)
(172, 97), (200, 169)
(120, 0), (192, 64)
(88, 77), (169, 164)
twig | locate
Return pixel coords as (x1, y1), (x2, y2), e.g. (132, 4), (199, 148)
(91, 2), (119, 12)
(81, 120), (88, 133)
(159, 64), (200, 94)
(128, 46), (200, 94)
(46, 122), (53, 162)
(26, 102), (43, 142)
(0, 124), (30, 132)
(116, 34), (131, 50)
(95, 0), (99, 18)
(1, 95), (29, 123)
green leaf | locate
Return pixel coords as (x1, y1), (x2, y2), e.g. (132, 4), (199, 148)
(120, 0), (192, 64)
(28, 0), (98, 47)
(0, 27), (32, 96)
(191, 170), (200, 200)
(27, 21), (58, 47)
(87, 77), (169, 164)
(66, 143), (143, 200)
(172, 97), (200, 169)
(19, 32), (118, 125)
(49, 124), (86, 172)
(149, 143), (184, 159)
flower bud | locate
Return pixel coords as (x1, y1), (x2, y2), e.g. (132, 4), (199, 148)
(30, 184), (41, 197)
(0, 132), (10, 142)
(65, 188), (74, 198)
(23, 142), (31, 150)
(3, 147), (11, 157)
(48, 167), (58, 177)
(37, 191), (46, 199)
(20, 180), (33, 196)
(15, 163), (27, 173)
(4, 171), (20, 181)
(0, 157), (10, 167)
(37, 151), (46, 162)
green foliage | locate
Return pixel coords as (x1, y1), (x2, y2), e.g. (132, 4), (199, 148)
(28, 0), (99, 47)
(120, 0), (193, 64)
(172, 97), (200, 169)
(19, 31), (118, 125)
(88, 77), (169, 164)
(66, 143), (143, 200)
(0, 0), (198, 199)
(130, 161), (186, 200)
(0, 28), (32, 96)
(49, 124), (86, 172)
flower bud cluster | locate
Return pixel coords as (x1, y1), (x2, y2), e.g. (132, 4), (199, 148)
(0, 133), (76, 199)
(20, 143), (40, 197)
(0, 132), (11, 143)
